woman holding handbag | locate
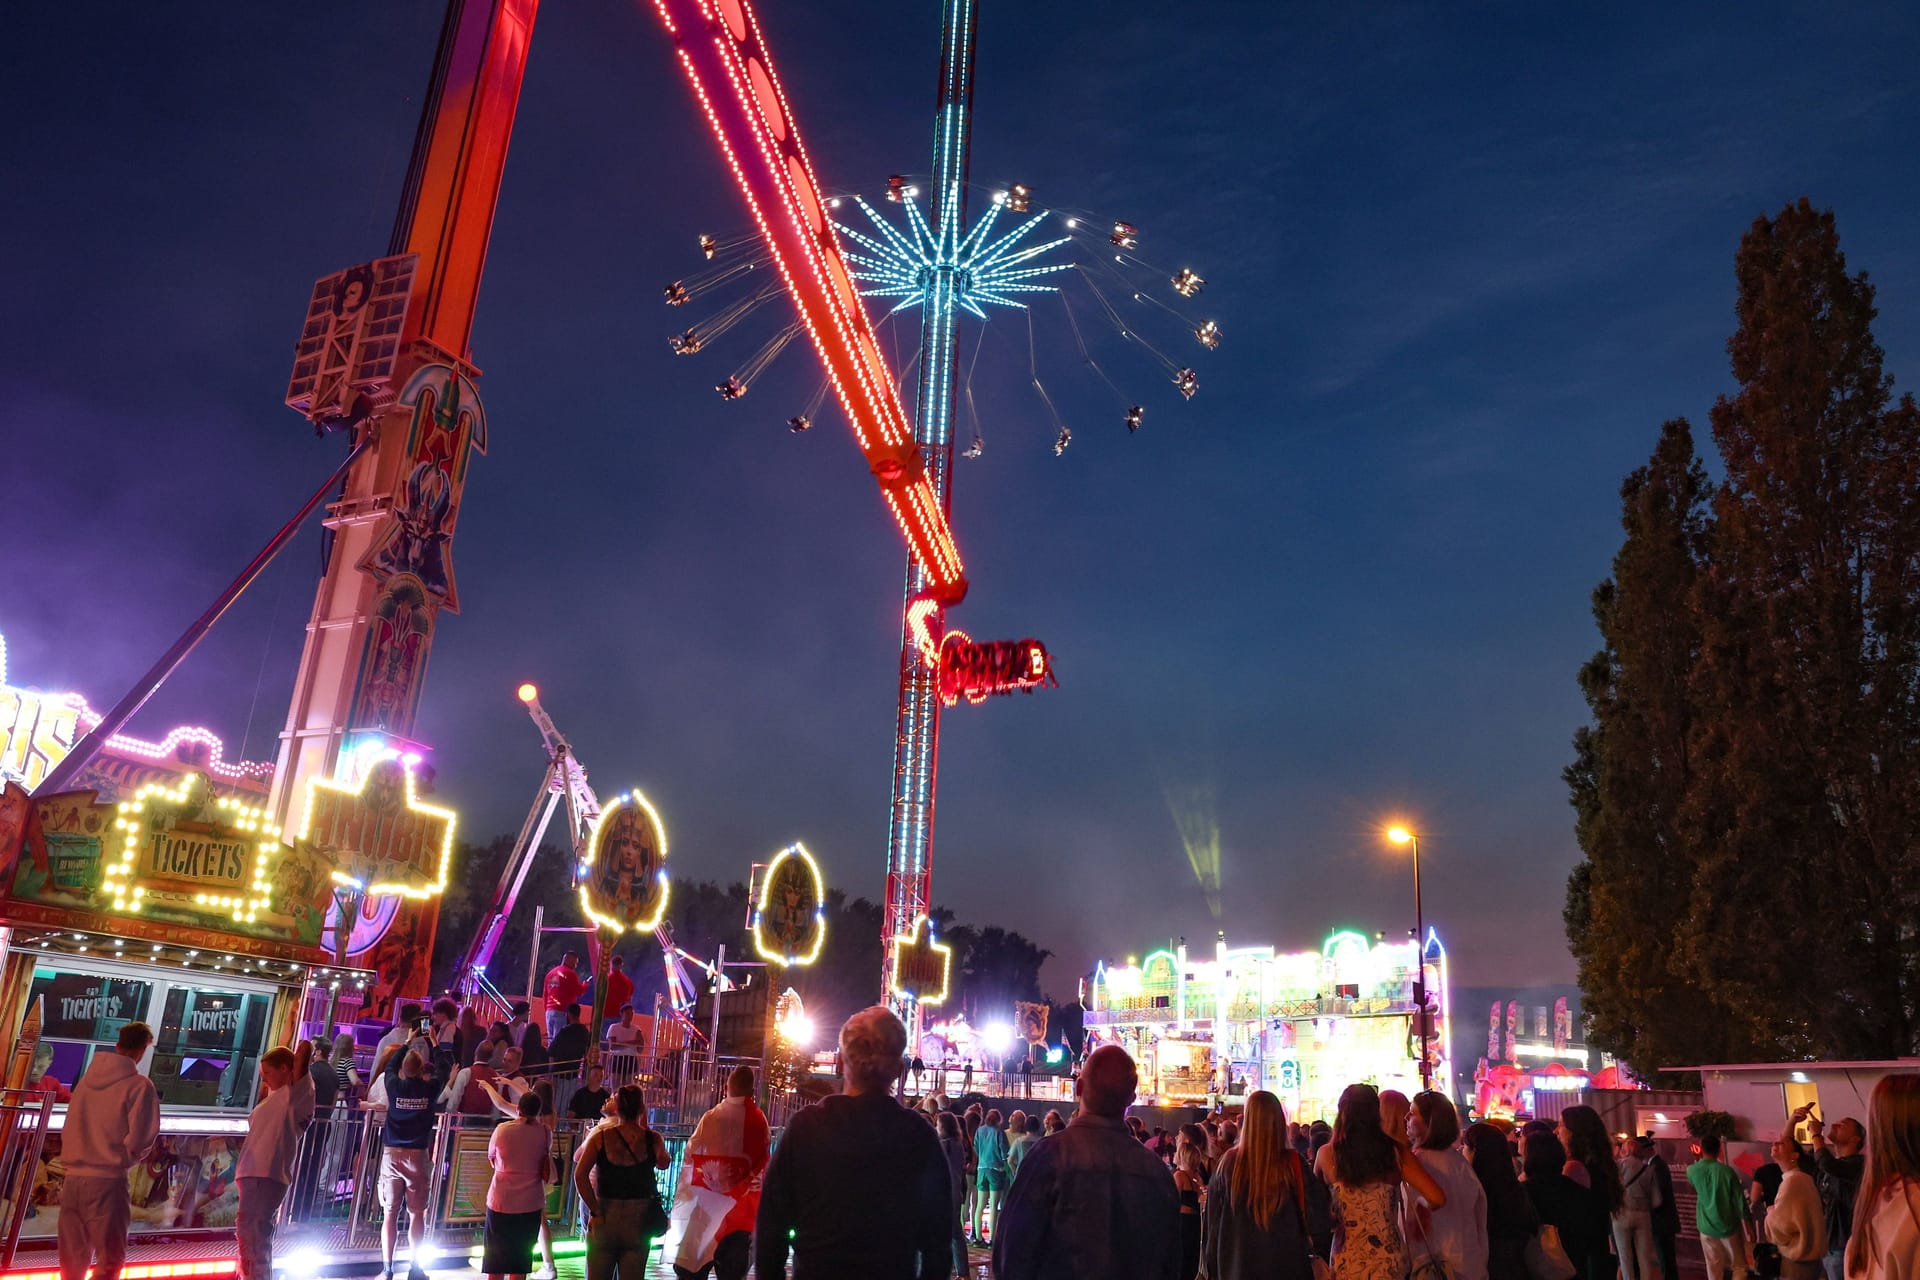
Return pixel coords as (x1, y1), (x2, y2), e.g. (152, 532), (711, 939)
(1202, 1091), (1318, 1280)
(574, 1085), (672, 1280)
(485, 1091), (554, 1280)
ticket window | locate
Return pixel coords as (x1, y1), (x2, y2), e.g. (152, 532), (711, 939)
(24, 966), (156, 1095)
(153, 987), (273, 1107)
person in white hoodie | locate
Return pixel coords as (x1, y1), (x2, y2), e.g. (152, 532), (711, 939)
(234, 1039), (316, 1280)
(59, 1021), (160, 1280)
(1766, 1134), (1827, 1280)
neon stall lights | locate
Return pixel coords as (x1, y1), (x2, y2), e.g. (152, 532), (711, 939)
(0, 631), (273, 790)
(652, 0), (968, 606)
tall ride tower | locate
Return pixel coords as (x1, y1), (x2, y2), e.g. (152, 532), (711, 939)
(882, 0), (979, 1016)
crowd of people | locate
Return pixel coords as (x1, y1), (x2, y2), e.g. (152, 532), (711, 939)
(40, 983), (1920, 1280)
(43, 950), (673, 1280)
(752, 1005), (1920, 1280)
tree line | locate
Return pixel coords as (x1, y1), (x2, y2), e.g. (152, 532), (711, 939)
(428, 834), (1053, 1028)
(1566, 199), (1920, 1082)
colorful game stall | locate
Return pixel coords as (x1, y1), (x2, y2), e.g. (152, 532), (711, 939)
(0, 636), (458, 1251)
(1082, 929), (1452, 1120)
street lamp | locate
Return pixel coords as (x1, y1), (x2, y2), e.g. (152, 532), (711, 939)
(1386, 825), (1431, 1091)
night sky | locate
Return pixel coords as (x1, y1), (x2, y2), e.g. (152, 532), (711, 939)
(6, 3), (1919, 1000)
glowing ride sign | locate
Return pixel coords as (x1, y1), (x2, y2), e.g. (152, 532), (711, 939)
(295, 755), (455, 898)
(888, 914), (951, 1007)
(105, 773), (281, 924)
(750, 842), (826, 967)
(906, 599), (1056, 707)
(580, 791), (670, 936)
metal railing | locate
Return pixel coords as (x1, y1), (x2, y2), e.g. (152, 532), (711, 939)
(0, 1089), (55, 1266)
(273, 1104), (700, 1254)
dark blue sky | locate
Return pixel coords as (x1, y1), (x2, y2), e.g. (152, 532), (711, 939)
(6, 2), (1918, 999)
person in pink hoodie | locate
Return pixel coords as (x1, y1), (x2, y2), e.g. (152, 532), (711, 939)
(59, 1021), (160, 1280)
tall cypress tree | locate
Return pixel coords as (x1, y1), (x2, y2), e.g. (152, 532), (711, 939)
(1566, 419), (1735, 1077)
(1570, 200), (1920, 1072)
(1682, 200), (1920, 1057)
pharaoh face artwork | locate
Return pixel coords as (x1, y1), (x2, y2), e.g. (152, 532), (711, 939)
(590, 804), (661, 928)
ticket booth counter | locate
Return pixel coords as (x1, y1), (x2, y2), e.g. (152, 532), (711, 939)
(2, 929), (364, 1246)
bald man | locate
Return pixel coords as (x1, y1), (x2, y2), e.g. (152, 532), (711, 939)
(993, 1045), (1180, 1280)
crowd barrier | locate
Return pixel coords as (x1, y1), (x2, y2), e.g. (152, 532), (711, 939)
(0, 1089), (55, 1266)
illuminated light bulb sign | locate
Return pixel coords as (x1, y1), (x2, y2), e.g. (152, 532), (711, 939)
(750, 842), (826, 967)
(652, 0), (968, 607)
(0, 634), (82, 792)
(580, 790), (670, 935)
(888, 914), (952, 1007)
(295, 755), (455, 898)
(105, 773), (281, 924)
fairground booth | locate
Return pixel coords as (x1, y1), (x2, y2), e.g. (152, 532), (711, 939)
(1082, 928), (1452, 1120)
(0, 636), (448, 1260)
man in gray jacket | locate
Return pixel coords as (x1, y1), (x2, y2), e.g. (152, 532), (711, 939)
(58, 1021), (160, 1280)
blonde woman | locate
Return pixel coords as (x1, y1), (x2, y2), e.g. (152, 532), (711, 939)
(1174, 1124), (1208, 1279)
(1202, 1090), (1315, 1280)
(1846, 1074), (1920, 1280)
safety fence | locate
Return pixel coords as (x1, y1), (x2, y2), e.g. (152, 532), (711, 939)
(0, 1089), (55, 1266)
(273, 1107), (700, 1255)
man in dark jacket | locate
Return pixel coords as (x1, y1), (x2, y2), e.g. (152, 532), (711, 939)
(547, 1002), (594, 1078)
(755, 1006), (953, 1279)
(993, 1045), (1181, 1280)
(1806, 1111), (1865, 1280)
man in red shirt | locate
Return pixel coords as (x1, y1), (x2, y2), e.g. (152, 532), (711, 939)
(542, 952), (588, 1041)
(601, 954), (634, 1038)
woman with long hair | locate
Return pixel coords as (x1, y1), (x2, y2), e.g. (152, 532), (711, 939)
(1525, 1131), (1610, 1280)
(1555, 1106), (1624, 1280)
(1203, 1090), (1316, 1280)
(1313, 1083), (1448, 1280)
(573, 1085), (670, 1280)
(1846, 1073), (1920, 1280)
(1464, 1123), (1534, 1280)
(1174, 1123), (1208, 1280)
(935, 1111), (970, 1277)
(1405, 1092), (1489, 1280)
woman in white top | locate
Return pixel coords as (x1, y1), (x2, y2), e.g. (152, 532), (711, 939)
(1766, 1134), (1827, 1280)
(485, 1091), (554, 1280)
(1847, 1075), (1920, 1280)
(1404, 1091), (1489, 1280)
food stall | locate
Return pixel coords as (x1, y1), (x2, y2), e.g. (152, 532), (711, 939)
(1083, 928), (1452, 1119)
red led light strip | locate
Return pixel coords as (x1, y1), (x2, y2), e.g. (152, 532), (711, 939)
(1, 1261), (236, 1280)
(654, 0), (968, 605)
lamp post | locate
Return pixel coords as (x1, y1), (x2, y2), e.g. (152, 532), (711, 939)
(1386, 826), (1430, 1091)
